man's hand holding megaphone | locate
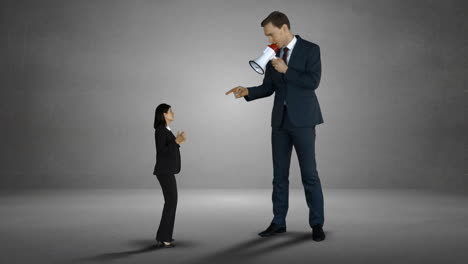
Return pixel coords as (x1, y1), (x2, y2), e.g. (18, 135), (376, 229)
(271, 57), (288, 74)
(225, 86), (249, 99)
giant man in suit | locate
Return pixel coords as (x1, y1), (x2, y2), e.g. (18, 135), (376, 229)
(226, 11), (326, 241)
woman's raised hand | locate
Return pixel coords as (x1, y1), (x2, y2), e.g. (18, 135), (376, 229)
(176, 131), (186, 144)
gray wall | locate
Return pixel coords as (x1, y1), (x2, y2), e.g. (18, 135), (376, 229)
(1, 0), (467, 190)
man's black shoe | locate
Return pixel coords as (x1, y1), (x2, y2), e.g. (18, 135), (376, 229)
(258, 223), (286, 237)
(312, 225), (325, 241)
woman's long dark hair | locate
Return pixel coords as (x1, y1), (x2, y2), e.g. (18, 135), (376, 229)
(154, 103), (171, 129)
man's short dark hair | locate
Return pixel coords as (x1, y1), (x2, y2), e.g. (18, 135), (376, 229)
(261, 11), (290, 29)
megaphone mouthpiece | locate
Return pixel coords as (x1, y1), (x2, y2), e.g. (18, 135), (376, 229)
(268, 44), (279, 53)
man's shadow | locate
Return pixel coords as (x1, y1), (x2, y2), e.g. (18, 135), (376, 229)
(186, 231), (330, 264)
(79, 239), (197, 262)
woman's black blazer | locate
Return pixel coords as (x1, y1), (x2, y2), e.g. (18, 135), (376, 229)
(153, 125), (181, 175)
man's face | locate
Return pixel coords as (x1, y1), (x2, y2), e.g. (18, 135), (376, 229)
(263, 22), (288, 47)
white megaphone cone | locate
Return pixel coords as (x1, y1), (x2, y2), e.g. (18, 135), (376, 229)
(249, 44), (279, 74)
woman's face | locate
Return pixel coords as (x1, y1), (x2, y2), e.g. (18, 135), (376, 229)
(164, 108), (174, 122)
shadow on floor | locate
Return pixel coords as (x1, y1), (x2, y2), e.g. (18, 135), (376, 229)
(76, 231), (330, 263)
(185, 231), (330, 264)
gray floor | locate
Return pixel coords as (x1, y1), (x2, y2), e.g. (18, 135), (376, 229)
(1, 188), (467, 264)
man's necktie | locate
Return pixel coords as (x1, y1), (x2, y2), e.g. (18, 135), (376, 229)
(282, 47), (289, 64)
(282, 47), (289, 106)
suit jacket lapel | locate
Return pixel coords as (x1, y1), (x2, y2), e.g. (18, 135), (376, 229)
(168, 129), (175, 140)
(287, 35), (303, 67)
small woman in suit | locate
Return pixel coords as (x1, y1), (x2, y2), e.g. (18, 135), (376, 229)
(153, 103), (186, 248)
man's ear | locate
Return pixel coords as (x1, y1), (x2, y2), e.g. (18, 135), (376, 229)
(281, 24), (288, 32)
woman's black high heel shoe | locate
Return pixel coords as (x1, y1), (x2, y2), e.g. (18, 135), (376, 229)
(156, 241), (175, 248)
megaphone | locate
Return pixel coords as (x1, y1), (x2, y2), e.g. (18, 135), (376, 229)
(249, 44), (279, 75)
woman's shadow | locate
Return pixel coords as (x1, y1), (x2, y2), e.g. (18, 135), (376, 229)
(78, 239), (197, 262)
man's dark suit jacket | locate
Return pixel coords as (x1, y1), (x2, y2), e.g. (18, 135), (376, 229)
(245, 35), (323, 127)
(153, 125), (181, 175)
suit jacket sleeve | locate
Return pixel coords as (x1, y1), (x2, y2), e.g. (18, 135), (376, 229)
(244, 62), (275, 101)
(155, 128), (180, 157)
(284, 44), (321, 91)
